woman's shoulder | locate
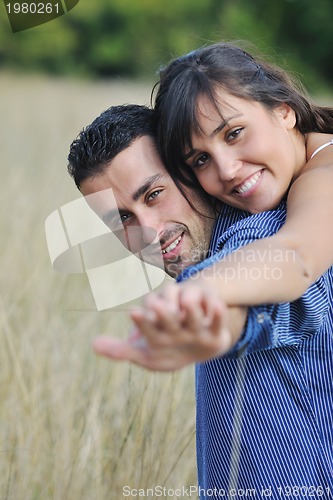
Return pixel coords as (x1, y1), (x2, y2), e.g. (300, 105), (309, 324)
(306, 132), (333, 161)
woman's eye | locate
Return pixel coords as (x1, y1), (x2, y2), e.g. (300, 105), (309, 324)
(193, 153), (209, 169)
(227, 128), (243, 141)
(148, 190), (161, 201)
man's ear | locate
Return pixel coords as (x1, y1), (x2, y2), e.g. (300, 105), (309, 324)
(274, 103), (297, 130)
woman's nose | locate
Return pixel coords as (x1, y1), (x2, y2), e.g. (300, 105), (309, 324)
(215, 155), (242, 182)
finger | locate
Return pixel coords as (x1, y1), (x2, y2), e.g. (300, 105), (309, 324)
(92, 336), (182, 372)
(183, 284), (226, 327)
(131, 307), (162, 337)
(128, 326), (141, 342)
(132, 296), (183, 338)
(146, 295), (183, 332)
(131, 311), (177, 347)
(131, 307), (157, 326)
(178, 287), (208, 331)
(154, 282), (180, 304)
(144, 285), (180, 315)
(93, 335), (155, 367)
(93, 336), (141, 361)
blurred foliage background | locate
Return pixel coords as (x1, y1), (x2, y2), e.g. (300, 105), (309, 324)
(1, 0), (333, 93)
(0, 2), (332, 497)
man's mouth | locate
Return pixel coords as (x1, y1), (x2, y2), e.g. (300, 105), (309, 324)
(235, 170), (263, 195)
(162, 234), (183, 255)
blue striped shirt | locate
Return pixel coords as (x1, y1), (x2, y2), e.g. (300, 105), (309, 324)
(178, 203), (333, 499)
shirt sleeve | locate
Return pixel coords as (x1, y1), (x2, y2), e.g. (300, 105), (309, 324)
(178, 210), (329, 357)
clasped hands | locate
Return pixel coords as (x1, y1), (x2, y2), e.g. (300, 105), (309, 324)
(93, 281), (241, 371)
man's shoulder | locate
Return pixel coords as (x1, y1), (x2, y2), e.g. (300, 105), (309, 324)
(178, 202), (288, 282)
(211, 202), (287, 254)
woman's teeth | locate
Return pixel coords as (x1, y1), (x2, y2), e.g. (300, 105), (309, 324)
(162, 235), (182, 254)
(236, 171), (262, 194)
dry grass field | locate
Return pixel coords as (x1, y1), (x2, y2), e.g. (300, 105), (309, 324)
(0, 73), (197, 499)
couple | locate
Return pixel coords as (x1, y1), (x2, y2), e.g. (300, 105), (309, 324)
(67, 43), (333, 499)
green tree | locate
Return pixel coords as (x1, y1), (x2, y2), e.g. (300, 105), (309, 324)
(0, 0), (332, 91)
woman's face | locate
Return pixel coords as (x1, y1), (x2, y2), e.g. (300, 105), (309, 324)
(183, 90), (306, 213)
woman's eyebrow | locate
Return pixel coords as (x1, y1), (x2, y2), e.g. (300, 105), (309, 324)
(208, 113), (242, 138)
(183, 149), (196, 161)
(183, 113), (243, 161)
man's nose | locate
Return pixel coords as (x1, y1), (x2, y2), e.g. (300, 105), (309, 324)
(137, 213), (161, 245)
(140, 224), (159, 245)
(121, 226), (157, 253)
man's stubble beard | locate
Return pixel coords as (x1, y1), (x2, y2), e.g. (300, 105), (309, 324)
(165, 219), (214, 279)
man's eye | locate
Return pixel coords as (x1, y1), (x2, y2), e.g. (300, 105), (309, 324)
(120, 213), (131, 223)
(148, 190), (161, 201)
(109, 214), (131, 229)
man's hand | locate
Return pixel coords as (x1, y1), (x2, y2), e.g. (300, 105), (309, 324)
(93, 282), (247, 371)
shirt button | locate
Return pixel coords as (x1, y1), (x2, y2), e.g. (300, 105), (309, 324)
(256, 313), (265, 324)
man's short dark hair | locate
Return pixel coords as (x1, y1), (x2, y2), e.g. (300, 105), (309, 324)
(68, 104), (156, 189)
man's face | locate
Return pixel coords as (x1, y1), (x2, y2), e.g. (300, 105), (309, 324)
(80, 136), (215, 278)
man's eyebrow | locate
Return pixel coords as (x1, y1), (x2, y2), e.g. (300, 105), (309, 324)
(183, 113), (242, 161)
(100, 173), (164, 224)
(132, 173), (163, 201)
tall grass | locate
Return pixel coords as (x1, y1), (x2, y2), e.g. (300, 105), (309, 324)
(0, 73), (197, 499)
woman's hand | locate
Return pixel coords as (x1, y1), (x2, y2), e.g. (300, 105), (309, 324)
(93, 282), (245, 371)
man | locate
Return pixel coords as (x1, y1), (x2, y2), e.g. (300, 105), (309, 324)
(68, 104), (247, 370)
(68, 104), (333, 499)
(69, 104), (215, 280)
